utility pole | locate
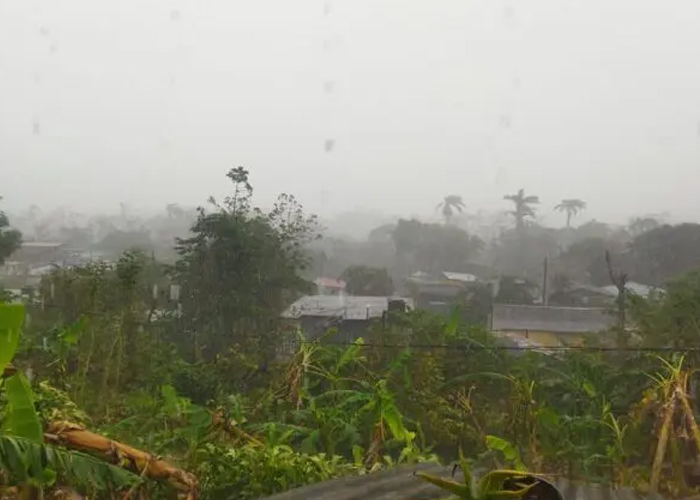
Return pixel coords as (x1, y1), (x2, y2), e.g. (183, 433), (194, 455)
(542, 255), (549, 306)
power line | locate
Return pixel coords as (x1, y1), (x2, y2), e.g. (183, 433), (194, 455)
(24, 303), (699, 354)
(302, 340), (700, 353)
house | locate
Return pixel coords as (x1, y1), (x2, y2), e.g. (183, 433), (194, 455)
(600, 281), (662, 299)
(547, 283), (616, 307)
(406, 270), (489, 314)
(490, 303), (616, 348)
(314, 277), (346, 296)
(280, 295), (413, 348)
(1, 242), (68, 288)
(548, 281), (662, 308)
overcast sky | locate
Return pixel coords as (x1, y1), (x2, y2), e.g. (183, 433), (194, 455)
(2, 0), (700, 224)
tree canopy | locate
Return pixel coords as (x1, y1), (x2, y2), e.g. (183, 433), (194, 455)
(392, 218), (483, 274)
(340, 265), (394, 296)
(0, 198), (21, 265)
(626, 223), (700, 286)
(172, 167), (319, 362)
(503, 189), (539, 231)
(554, 199), (586, 227)
(436, 195), (465, 224)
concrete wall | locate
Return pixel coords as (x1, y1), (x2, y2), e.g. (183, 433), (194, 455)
(507, 330), (588, 348)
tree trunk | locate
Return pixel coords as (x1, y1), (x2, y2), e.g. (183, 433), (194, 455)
(44, 421), (197, 500)
(651, 397), (676, 493)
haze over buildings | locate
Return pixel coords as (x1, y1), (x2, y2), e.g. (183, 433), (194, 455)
(1, 0), (700, 225)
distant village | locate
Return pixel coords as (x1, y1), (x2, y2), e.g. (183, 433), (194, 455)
(2, 238), (662, 355)
(280, 268), (661, 353)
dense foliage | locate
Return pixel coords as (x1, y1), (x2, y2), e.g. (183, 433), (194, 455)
(0, 198), (21, 265)
(4, 175), (700, 499)
(341, 265), (394, 296)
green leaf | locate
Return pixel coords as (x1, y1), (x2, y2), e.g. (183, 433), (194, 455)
(58, 316), (88, 345)
(485, 435), (526, 471)
(351, 445), (364, 466)
(161, 384), (181, 417)
(3, 373), (44, 443)
(582, 381), (596, 398)
(458, 455), (473, 494)
(0, 303), (24, 376)
(478, 470), (530, 495)
(0, 434), (141, 491)
(444, 306), (461, 338)
(485, 485), (538, 500)
(336, 338), (365, 371)
(416, 471), (472, 499)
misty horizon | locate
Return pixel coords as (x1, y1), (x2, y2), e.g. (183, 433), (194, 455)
(3, 0), (700, 226)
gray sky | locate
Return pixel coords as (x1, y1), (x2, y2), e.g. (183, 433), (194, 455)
(2, 0), (700, 225)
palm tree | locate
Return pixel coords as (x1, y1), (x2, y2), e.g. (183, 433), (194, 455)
(503, 189), (539, 231)
(436, 195), (465, 224)
(554, 198), (586, 227)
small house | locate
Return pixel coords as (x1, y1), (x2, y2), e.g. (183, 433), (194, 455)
(313, 277), (347, 296)
(280, 295), (413, 351)
(490, 303), (616, 348)
(406, 270), (487, 314)
(2, 242), (68, 288)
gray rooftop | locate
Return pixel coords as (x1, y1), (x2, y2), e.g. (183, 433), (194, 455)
(281, 295), (414, 321)
(491, 304), (615, 334)
(261, 463), (653, 500)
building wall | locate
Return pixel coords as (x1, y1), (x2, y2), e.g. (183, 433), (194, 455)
(506, 330), (589, 348)
(316, 285), (345, 296)
(277, 317), (372, 359)
(300, 317), (371, 342)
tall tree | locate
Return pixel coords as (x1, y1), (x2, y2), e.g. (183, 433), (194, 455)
(554, 198), (586, 227)
(340, 265), (394, 296)
(494, 276), (537, 305)
(503, 189), (539, 231)
(392, 218), (483, 273)
(0, 197), (21, 265)
(436, 195), (465, 224)
(173, 167), (318, 362)
(627, 223), (700, 286)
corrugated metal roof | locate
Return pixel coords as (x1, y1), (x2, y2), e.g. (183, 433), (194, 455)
(492, 304), (616, 334)
(443, 271), (479, 282)
(600, 282), (661, 298)
(261, 463), (666, 500)
(20, 242), (65, 248)
(281, 295), (414, 320)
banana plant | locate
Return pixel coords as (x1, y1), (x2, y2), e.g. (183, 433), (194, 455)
(416, 454), (552, 500)
(0, 303), (142, 498)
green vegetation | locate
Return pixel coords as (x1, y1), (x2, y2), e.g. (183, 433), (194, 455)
(4, 170), (700, 499)
(341, 265), (394, 296)
(0, 197), (22, 265)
